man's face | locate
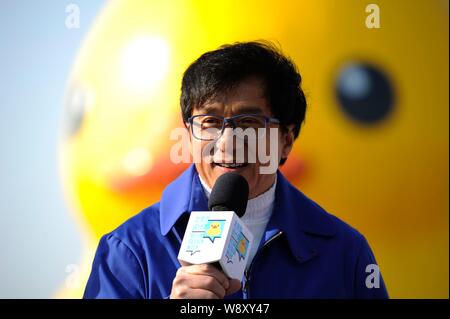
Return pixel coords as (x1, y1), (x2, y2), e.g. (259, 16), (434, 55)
(188, 76), (294, 198)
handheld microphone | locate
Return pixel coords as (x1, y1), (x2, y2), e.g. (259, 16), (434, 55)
(178, 173), (254, 280)
(208, 172), (249, 217)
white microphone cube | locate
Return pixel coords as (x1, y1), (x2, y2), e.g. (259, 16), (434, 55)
(178, 211), (254, 280)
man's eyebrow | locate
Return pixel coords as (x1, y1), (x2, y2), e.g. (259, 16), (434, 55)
(197, 104), (220, 114)
(233, 106), (264, 114)
(197, 105), (264, 114)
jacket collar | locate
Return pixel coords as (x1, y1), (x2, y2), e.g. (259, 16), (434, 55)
(159, 165), (336, 262)
(266, 172), (336, 263)
(160, 165), (207, 236)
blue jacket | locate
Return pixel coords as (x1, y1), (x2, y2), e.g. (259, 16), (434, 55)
(84, 165), (388, 299)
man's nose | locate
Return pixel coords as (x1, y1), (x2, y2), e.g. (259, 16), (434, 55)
(215, 127), (235, 153)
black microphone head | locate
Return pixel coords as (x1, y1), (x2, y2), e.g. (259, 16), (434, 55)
(208, 172), (249, 218)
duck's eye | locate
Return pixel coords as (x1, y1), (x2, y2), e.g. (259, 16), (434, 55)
(335, 62), (394, 124)
(63, 84), (90, 138)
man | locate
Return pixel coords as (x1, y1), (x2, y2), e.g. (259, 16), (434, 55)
(84, 41), (388, 299)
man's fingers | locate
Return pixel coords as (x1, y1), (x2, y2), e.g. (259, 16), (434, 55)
(172, 288), (220, 299)
(183, 264), (230, 289)
(173, 264), (242, 299)
(188, 274), (226, 299)
(226, 279), (242, 295)
(187, 289), (220, 299)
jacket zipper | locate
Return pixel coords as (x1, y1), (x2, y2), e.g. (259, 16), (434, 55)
(243, 230), (283, 299)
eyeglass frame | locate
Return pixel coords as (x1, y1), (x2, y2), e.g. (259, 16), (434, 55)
(187, 113), (281, 141)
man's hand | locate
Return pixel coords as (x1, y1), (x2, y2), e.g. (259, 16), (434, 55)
(170, 264), (242, 299)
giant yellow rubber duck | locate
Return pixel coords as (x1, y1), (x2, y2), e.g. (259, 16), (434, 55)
(59, 0), (448, 298)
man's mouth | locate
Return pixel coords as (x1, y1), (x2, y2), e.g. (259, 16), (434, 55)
(214, 162), (249, 169)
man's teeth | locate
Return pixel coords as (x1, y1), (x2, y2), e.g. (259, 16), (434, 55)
(216, 163), (247, 168)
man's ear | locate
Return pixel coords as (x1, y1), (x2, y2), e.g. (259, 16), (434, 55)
(281, 124), (295, 159)
(186, 124), (193, 153)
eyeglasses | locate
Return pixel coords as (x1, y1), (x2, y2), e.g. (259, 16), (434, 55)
(187, 113), (280, 141)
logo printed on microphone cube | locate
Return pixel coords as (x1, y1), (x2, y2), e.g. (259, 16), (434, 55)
(178, 211), (254, 280)
(225, 222), (250, 263)
(203, 219), (226, 242)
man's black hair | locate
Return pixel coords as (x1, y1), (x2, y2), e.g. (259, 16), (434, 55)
(180, 40), (307, 165)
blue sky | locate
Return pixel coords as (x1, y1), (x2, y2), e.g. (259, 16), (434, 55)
(0, 0), (105, 298)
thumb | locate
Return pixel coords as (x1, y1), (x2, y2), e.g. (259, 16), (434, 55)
(225, 279), (242, 295)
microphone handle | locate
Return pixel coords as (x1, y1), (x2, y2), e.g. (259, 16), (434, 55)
(211, 205), (228, 211)
(211, 261), (223, 272)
